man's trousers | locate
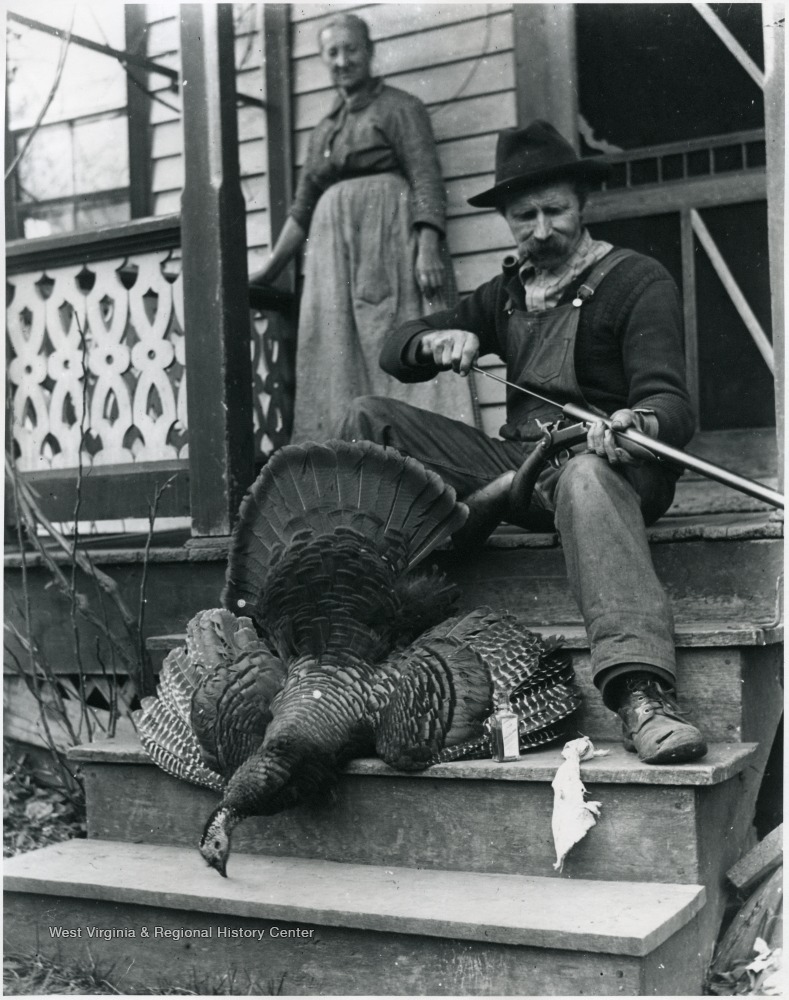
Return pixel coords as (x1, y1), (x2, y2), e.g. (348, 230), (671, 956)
(338, 395), (680, 708)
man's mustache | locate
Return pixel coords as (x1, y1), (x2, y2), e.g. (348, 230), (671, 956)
(526, 237), (563, 258)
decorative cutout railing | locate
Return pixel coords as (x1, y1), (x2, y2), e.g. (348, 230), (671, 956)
(6, 218), (296, 525)
(7, 251), (187, 473)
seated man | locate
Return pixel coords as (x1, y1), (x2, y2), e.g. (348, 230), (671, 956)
(338, 120), (706, 765)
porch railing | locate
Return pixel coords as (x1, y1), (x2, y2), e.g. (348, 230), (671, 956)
(5, 216), (295, 527)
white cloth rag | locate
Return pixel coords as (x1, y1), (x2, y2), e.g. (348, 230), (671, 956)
(551, 736), (610, 872)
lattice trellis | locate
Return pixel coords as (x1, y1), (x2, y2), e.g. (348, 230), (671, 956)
(7, 252), (187, 472)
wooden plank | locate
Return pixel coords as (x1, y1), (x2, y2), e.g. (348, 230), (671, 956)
(152, 190), (180, 215)
(179, 4), (256, 537)
(4, 839), (706, 956)
(5, 86), (20, 239)
(454, 250), (511, 292)
(151, 156), (185, 194)
(585, 171), (767, 224)
(681, 209), (701, 428)
(262, 4), (294, 265)
(72, 734), (755, 787)
(237, 104), (265, 143)
(150, 119), (183, 159)
(691, 2), (765, 88)
(293, 12), (513, 95)
(513, 4), (578, 142)
(17, 463), (190, 522)
(78, 760), (705, 886)
(6, 216), (181, 272)
(292, 4), (511, 58)
(763, 2), (785, 492)
(144, 13), (179, 56)
(447, 210), (514, 256)
(570, 646), (751, 744)
(294, 51), (515, 132)
(245, 209), (271, 250)
(241, 175), (269, 209)
(682, 427), (778, 477)
(3, 677), (137, 753)
(139, 617), (782, 661)
(446, 175), (496, 217)
(690, 208), (774, 370)
(666, 480), (776, 517)
(125, 4), (154, 219)
(5, 892), (653, 996)
(727, 823), (783, 893)
(290, 1), (360, 24)
(294, 90), (516, 149)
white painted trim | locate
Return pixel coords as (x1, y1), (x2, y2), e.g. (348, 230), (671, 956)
(690, 209), (775, 372)
(691, 2), (766, 89)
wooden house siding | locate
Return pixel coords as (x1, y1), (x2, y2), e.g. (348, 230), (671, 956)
(290, 3), (517, 293)
(145, 5), (273, 268)
(290, 3), (516, 434)
(143, 3), (517, 436)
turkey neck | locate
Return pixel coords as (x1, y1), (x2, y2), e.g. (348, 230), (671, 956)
(221, 653), (385, 817)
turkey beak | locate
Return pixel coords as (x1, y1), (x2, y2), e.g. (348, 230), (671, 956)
(208, 858), (228, 878)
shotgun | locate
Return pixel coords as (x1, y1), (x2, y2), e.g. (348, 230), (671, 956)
(470, 366), (784, 510)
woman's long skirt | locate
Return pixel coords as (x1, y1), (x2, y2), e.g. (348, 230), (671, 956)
(290, 173), (477, 443)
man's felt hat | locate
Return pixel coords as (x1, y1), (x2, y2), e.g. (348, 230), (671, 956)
(467, 120), (610, 208)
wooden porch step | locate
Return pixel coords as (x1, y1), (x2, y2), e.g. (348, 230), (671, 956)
(4, 839), (706, 995)
(70, 737), (755, 886)
(146, 625), (783, 745)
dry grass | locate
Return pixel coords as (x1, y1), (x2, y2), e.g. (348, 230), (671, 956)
(3, 952), (288, 996)
(3, 745), (86, 858)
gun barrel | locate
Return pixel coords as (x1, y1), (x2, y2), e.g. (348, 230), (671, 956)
(562, 402), (784, 510)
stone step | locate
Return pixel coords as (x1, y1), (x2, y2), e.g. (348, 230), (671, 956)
(4, 839), (707, 995)
(71, 738), (755, 887)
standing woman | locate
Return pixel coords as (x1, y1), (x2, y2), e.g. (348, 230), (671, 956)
(250, 13), (476, 443)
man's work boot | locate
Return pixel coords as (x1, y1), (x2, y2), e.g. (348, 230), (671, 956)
(617, 675), (707, 764)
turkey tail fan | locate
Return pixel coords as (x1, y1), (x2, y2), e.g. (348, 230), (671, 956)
(133, 646), (225, 792)
(223, 440), (468, 622)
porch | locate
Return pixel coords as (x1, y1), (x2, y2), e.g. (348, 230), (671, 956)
(4, 4), (784, 995)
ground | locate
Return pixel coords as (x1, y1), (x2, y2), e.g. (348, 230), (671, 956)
(2, 746), (285, 996)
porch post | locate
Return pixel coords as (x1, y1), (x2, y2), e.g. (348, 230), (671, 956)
(763, 2), (784, 491)
(512, 4), (579, 148)
(262, 4), (294, 289)
(5, 89), (20, 240)
(124, 4), (154, 219)
(179, 4), (255, 536)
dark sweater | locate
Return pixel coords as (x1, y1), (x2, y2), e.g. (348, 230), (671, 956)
(381, 250), (695, 448)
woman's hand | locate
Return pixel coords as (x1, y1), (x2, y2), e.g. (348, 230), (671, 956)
(415, 226), (445, 304)
(417, 329), (479, 376)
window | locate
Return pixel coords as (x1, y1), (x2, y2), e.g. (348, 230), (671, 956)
(6, 2), (131, 237)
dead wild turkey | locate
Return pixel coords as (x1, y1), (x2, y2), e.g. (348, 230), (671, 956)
(134, 440), (580, 877)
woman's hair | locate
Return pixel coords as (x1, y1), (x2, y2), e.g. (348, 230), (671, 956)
(318, 13), (374, 53)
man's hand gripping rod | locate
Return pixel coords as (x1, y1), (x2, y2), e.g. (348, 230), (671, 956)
(470, 366), (784, 510)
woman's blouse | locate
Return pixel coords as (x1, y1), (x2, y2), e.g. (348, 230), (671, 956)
(290, 78), (447, 235)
